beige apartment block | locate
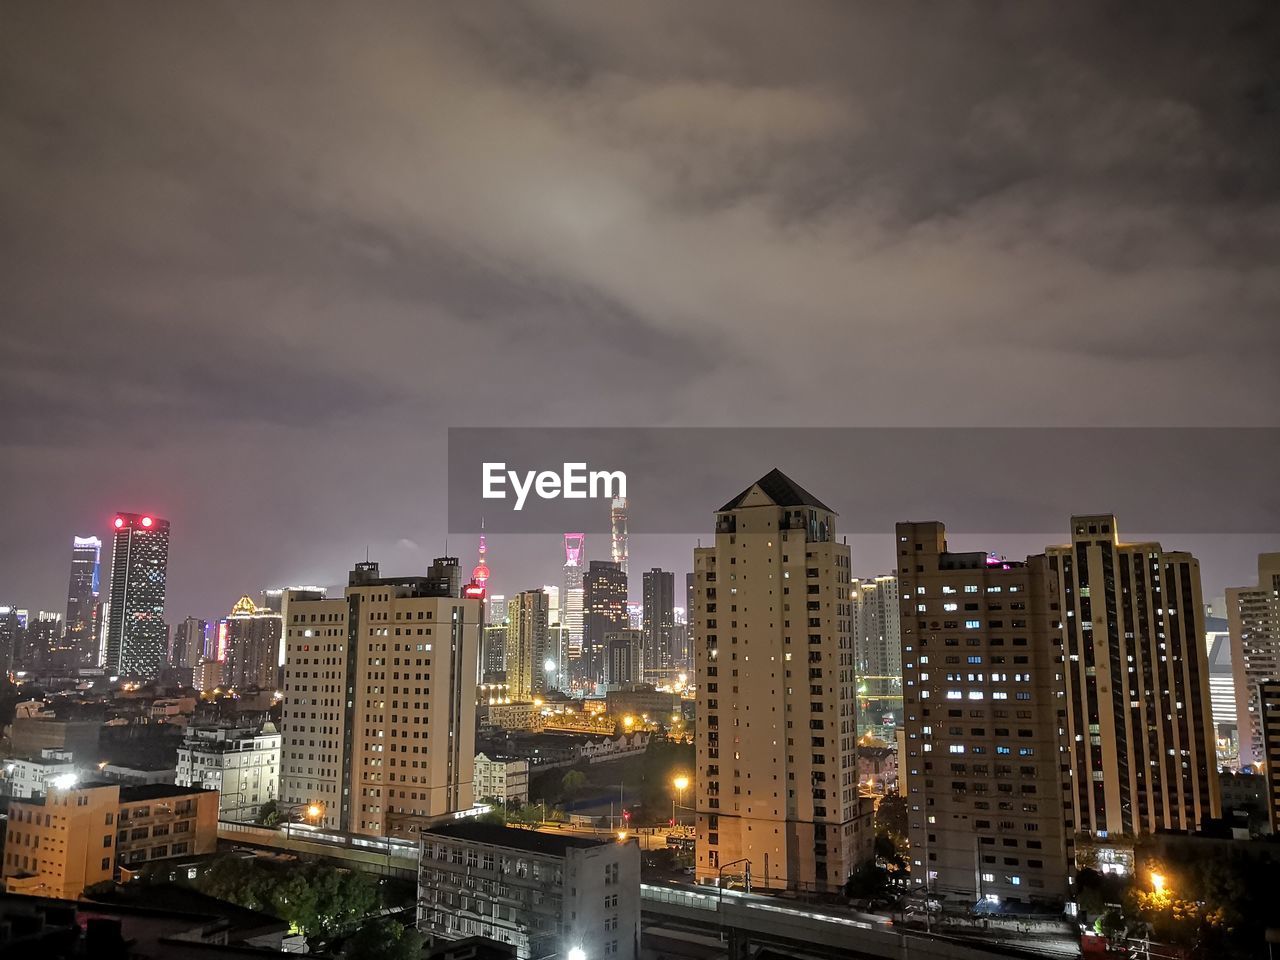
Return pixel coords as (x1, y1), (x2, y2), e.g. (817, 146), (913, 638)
(281, 559), (480, 838)
(3, 781), (119, 899)
(693, 469), (872, 895)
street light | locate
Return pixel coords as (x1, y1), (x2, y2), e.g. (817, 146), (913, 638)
(1150, 871), (1166, 897)
(567, 947), (586, 960)
(671, 775), (689, 828)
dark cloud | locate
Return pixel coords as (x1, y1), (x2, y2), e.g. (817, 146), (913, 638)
(1, 2), (1277, 617)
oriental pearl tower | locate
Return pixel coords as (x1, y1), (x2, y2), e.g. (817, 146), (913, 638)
(471, 519), (491, 590)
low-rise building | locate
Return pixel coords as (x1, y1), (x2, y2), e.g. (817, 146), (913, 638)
(2, 780), (118, 898)
(175, 723), (281, 821)
(115, 783), (220, 870)
(473, 754), (530, 806)
(8, 717), (100, 764)
(604, 684), (680, 725)
(0, 749), (81, 798)
(418, 822), (639, 960)
(98, 763), (178, 788)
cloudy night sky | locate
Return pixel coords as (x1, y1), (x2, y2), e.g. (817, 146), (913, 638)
(2, 3), (1278, 620)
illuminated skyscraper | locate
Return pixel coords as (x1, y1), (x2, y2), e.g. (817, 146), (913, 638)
(102, 512), (170, 677)
(584, 560), (627, 685)
(641, 568), (675, 683)
(1228, 553), (1280, 769)
(220, 596), (283, 691)
(899, 523), (1071, 904)
(63, 536), (101, 666)
(611, 498), (628, 575)
(505, 589), (550, 701)
(172, 617), (210, 668)
(1048, 515), (1219, 842)
(562, 534), (585, 676)
(851, 576), (903, 735)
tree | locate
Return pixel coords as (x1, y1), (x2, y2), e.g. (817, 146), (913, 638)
(1095, 908), (1126, 948)
(507, 804), (544, 829)
(338, 918), (424, 960)
(196, 856), (380, 950)
(843, 859), (890, 900)
(561, 769), (587, 798)
(258, 799), (281, 827)
(874, 793), (908, 840)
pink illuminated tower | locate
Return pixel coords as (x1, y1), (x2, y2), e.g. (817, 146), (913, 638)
(471, 519), (491, 589)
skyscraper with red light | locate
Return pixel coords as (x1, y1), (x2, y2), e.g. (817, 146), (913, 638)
(102, 512), (170, 676)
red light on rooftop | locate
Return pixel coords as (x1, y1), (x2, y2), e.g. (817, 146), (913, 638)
(141, 516), (153, 527)
(114, 517), (125, 528)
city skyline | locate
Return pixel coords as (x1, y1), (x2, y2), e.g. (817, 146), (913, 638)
(3, 4), (1277, 623)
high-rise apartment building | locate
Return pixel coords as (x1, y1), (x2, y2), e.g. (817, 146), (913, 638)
(482, 623), (507, 679)
(280, 558), (481, 838)
(611, 498), (629, 575)
(102, 512), (170, 677)
(1047, 515), (1219, 841)
(584, 561), (628, 686)
(1228, 553), (1280, 769)
(1257, 679), (1280, 833)
(219, 596), (283, 691)
(63, 536), (101, 666)
(563, 534), (586, 678)
(505, 589), (550, 702)
(641, 568), (676, 684)
(263, 585), (326, 667)
(897, 522), (1071, 905)
(604, 629), (643, 685)
(172, 617), (210, 669)
(693, 469), (871, 894)
(685, 571), (697, 673)
(852, 575), (903, 735)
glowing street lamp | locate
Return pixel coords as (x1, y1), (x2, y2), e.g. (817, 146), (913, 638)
(672, 774), (690, 827)
(567, 948), (586, 960)
(1150, 871), (1166, 897)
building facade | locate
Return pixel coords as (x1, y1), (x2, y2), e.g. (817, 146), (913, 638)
(693, 469), (872, 894)
(1258, 679), (1280, 834)
(115, 783), (220, 870)
(2, 781), (218, 898)
(0, 749), (80, 798)
(473, 753), (530, 806)
(102, 512), (170, 677)
(280, 558), (480, 838)
(417, 822), (639, 960)
(641, 568), (676, 684)
(604, 629), (643, 686)
(505, 590), (550, 703)
(63, 536), (101, 667)
(1048, 516), (1220, 843)
(1228, 554), (1280, 769)
(219, 596), (283, 691)
(851, 575), (903, 736)
(3, 781), (119, 898)
(172, 617), (210, 669)
(583, 561), (627, 686)
(897, 522), (1071, 906)
(175, 723), (281, 820)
